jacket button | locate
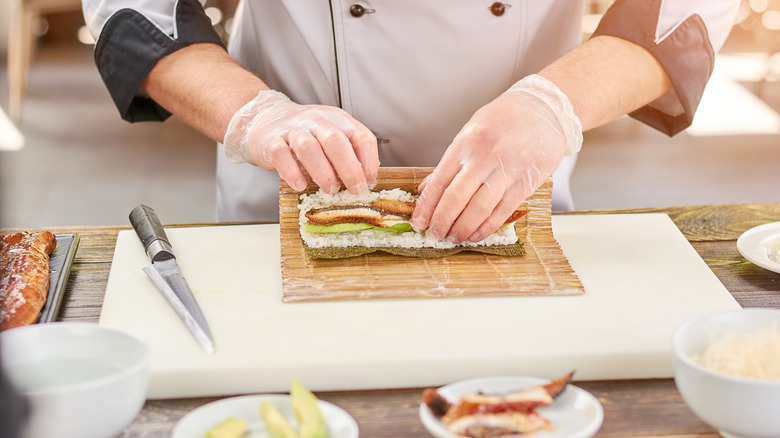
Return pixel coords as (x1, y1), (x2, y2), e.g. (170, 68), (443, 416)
(350, 4), (367, 17)
(489, 2), (508, 16)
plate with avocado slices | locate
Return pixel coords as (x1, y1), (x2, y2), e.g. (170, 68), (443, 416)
(172, 389), (358, 438)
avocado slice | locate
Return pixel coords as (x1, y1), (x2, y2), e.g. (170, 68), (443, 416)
(304, 222), (414, 234)
(290, 380), (328, 438)
(205, 416), (248, 438)
(259, 401), (299, 438)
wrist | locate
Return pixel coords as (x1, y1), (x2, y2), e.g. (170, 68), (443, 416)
(223, 89), (292, 164)
(506, 74), (583, 156)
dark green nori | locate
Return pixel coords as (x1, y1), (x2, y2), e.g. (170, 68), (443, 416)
(303, 241), (525, 259)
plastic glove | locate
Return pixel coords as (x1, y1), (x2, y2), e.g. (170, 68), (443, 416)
(411, 74), (582, 243)
(223, 89), (379, 194)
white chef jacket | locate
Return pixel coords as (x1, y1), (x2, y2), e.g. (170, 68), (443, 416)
(82, 0), (739, 222)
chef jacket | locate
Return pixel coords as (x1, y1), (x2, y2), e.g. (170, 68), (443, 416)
(82, 0), (739, 222)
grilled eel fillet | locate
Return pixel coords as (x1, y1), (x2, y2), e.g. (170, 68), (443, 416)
(421, 371), (575, 438)
(0, 231), (56, 331)
(306, 198), (528, 228)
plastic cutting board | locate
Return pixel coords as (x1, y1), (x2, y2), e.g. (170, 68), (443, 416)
(99, 213), (740, 399)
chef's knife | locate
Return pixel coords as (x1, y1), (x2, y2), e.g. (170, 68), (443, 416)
(129, 204), (215, 355)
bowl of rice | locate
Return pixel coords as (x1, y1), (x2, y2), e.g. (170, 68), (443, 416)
(672, 308), (780, 438)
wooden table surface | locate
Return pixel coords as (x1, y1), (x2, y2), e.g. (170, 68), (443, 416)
(4, 202), (780, 438)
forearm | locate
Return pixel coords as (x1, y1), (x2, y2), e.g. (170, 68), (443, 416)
(539, 35), (671, 132)
(141, 43), (268, 143)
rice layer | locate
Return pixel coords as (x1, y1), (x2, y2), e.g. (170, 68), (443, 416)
(298, 189), (519, 249)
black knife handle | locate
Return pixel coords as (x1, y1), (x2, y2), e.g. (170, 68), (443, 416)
(129, 204), (175, 262)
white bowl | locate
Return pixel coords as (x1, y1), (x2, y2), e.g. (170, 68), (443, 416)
(673, 308), (780, 438)
(0, 322), (151, 438)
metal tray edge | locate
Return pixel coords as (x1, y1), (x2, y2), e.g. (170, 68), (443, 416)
(37, 233), (80, 324)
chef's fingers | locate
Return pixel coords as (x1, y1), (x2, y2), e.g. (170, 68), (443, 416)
(424, 165), (488, 241)
(255, 137), (309, 191)
(468, 189), (523, 243)
(416, 174), (432, 195)
(349, 127), (380, 189)
(469, 199), (519, 243)
(312, 124), (369, 194)
(446, 169), (506, 243)
(288, 129), (341, 194)
(469, 163), (545, 241)
(309, 109), (377, 193)
(411, 157), (461, 232)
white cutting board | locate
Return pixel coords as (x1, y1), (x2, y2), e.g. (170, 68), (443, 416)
(100, 214), (740, 399)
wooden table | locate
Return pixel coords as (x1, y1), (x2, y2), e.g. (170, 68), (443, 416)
(5, 202), (780, 437)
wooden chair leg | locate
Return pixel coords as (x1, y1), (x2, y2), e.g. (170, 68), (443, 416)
(7, 1), (25, 121)
(7, 3), (36, 122)
(21, 8), (36, 95)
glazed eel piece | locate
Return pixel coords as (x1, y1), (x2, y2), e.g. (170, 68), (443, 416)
(0, 231), (57, 331)
(306, 198), (529, 228)
(421, 371), (575, 438)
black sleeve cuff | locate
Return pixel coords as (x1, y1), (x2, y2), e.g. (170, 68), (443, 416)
(93, 0), (226, 123)
(592, 0), (715, 136)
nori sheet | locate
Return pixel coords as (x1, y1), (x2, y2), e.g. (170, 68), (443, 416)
(303, 241), (526, 259)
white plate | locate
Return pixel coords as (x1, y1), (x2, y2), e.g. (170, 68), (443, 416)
(737, 221), (780, 274)
(419, 376), (603, 438)
(172, 394), (359, 438)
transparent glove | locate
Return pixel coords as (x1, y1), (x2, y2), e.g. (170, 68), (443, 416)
(411, 74), (582, 243)
(223, 89), (379, 194)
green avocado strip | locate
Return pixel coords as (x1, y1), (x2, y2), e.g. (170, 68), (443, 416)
(305, 223), (373, 233)
(305, 222), (414, 234)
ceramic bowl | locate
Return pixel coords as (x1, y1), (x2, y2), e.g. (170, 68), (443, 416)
(0, 322), (150, 438)
(673, 308), (780, 438)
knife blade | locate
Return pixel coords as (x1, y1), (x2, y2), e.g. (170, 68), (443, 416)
(129, 204), (215, 355)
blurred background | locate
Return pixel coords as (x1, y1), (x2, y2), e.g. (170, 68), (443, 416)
(0, 0), (778, 228)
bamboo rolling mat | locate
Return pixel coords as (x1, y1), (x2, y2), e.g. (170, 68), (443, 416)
(279, 167), (583, 302)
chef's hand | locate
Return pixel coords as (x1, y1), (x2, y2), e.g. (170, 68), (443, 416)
(222, 89), (379, 194)
(411, 74), (583, 243)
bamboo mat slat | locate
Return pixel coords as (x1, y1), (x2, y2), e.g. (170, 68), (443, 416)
(279, 167), (583, 302)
